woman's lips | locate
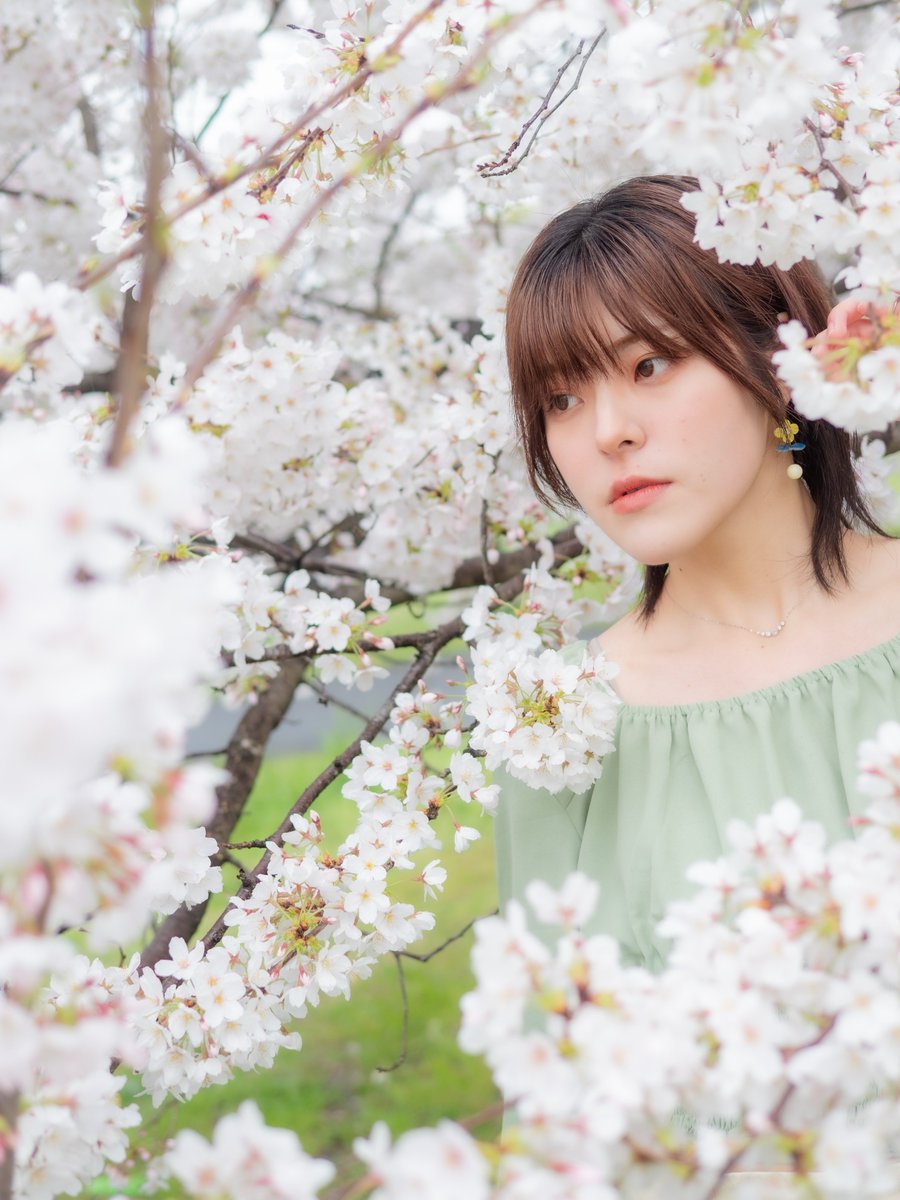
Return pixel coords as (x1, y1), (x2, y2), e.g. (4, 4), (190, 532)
(610, 481), (671, 514)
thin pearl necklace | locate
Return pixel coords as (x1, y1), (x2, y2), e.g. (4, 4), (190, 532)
(665, 584), (812, 639)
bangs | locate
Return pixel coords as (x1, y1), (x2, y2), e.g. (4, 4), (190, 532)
(507, 232), (696, 406)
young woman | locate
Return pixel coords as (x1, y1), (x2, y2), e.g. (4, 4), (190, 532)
(496, 174), (900, 972)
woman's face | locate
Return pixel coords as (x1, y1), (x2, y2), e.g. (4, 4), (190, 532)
(543, 310), (781, 567)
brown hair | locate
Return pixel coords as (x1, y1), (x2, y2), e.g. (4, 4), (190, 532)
(506, 174), (885, 619)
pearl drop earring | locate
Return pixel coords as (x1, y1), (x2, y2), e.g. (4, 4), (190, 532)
(774, 419), (805, 480)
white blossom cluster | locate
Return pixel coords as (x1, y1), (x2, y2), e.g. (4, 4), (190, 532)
(462, 566), (601, 650)
(214, 557), (396, 702)
(14, 1071), (140, 1200)
(681, 52), (900, 273)
(145, 319), (549, 599)
(163, 1100), (335, 1200)
(0, 412), (241, 1199)
(97, 165), (319, 304)
(114, 673), (507, 1107)
(134, 723), (900, 1200)
(774, 313), (900, 435)
(454, 723), (900, 1197)
(117, 723), (466, 1103)
(567, 521), (644, 624)
(157, 1103), (489, 1200)
(855, 437), (900, 528)
(0, 417), (233, 930)
(0, 273), (106, 405)
(461, 568), (620, 794)
(0, 0), (898, 1197)
(466, 644), (620, 794)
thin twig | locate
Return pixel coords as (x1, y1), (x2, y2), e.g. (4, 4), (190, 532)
(0, 186), (77, 208)
(249, 128), (320, 199)
(303, 523), (581, 597)
(398, 910), (495, 962)
(301, 556), (391, 583)
(0, 148), (33, 192)
(456, 1098), (509, 1131)
(701, 1016), (837, 1200)
(295, 513), (368, 564)
(306, 676), (373, 724)
(802, 117), (862, 211)
(838, 0), (898, 13)
(478, 31), (606, 178)
(194, 0), (288, 144)
(172, 131), (215, 184)
(323, 1170), (379, 1200)
(378, 912), (501, 1077)
(184, 746), (228, 760)
(375, 953), (410, 1072)
(373, 189), (418, 314)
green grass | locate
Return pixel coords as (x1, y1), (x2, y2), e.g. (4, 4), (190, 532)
(131, 743), (500, 1176)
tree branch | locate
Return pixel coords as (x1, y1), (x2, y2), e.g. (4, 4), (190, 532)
(173, 3), (537, 407)
(139, 655), (309, 969)
(65, 369), (116, 395)
(305, 292), (398, 322)
(77, 0), (449, 294)
(480, 498), (497, 586)
(107, 1), (170, 467)
(78, 96), (101, 158)
(0, 1088), (18, 1200)
(231, 531), (300, 566)
(302, 524), (582, 603)
(199, 573), (526, 953)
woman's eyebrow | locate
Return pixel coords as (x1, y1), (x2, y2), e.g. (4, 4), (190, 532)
(609, 333), (643, 354)
(609, 327), (680, 357)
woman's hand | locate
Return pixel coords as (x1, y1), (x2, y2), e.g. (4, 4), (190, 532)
(811, 295), (898, 380)
(822, 297), (888, 340)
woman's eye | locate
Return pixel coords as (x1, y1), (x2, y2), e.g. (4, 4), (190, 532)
(546, 392), (579, 414)
(635, 356), (669, 380)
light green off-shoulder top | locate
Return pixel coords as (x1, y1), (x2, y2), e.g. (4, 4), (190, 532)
(495, 634), (900, 973)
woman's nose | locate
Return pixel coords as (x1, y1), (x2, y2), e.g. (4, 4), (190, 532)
(590, 385), (645, 455)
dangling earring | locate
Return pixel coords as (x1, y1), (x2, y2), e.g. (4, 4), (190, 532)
(774, 419), (805, 479)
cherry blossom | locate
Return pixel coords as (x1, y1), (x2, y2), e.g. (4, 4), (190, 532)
(1, 0), (898, 1197)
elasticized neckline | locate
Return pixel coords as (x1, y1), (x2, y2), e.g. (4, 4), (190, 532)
(618, 631), (900, 720)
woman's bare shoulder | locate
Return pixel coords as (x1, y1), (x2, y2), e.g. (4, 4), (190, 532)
(589, 609), (650, 664)
(848, 531), (900, 595)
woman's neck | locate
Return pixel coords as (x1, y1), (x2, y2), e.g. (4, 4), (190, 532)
(661, 477), (818, 630)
